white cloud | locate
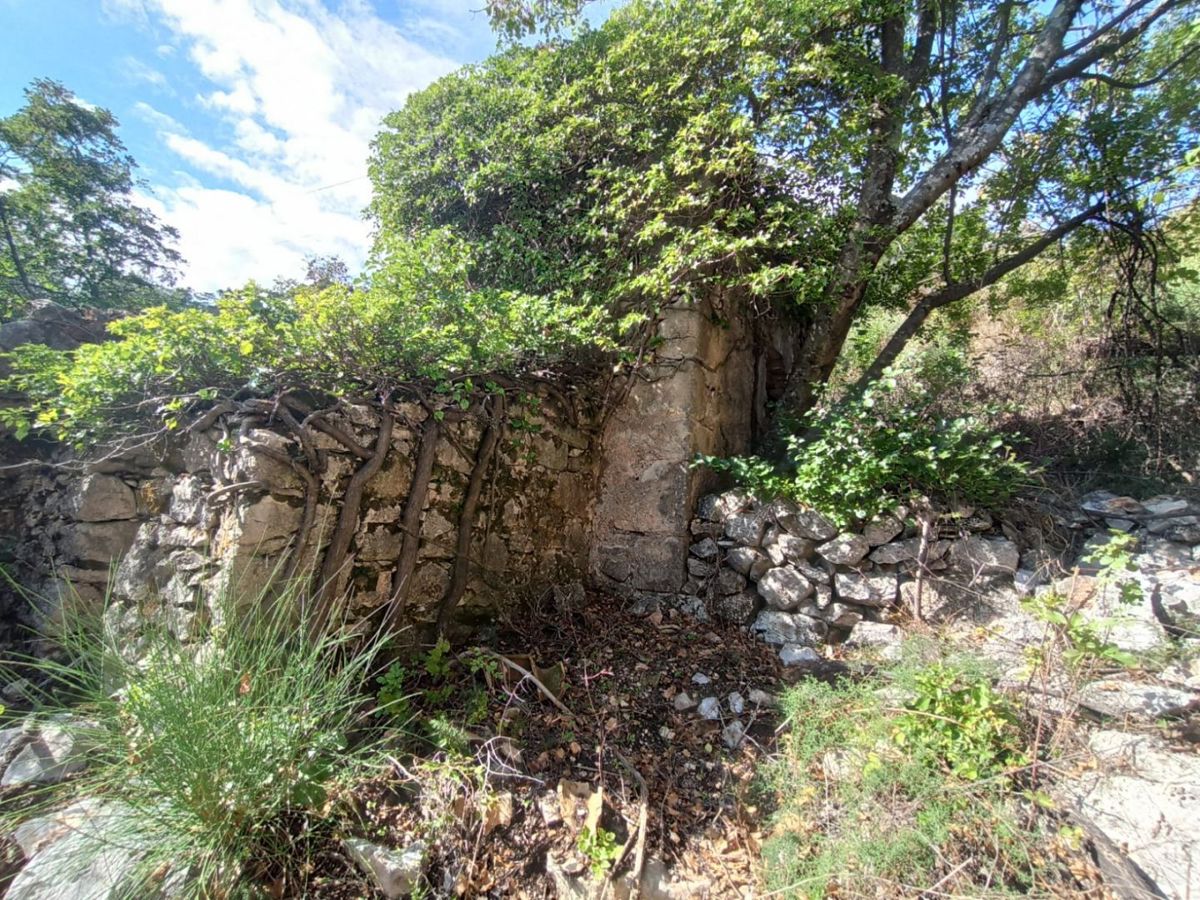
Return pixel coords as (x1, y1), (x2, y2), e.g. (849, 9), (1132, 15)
(122, 55), (169, 88)
(132, 101), (186, 133)
(113, 0), (463, 290)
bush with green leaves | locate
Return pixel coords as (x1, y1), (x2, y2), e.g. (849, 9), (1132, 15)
(892, 663), (1027, 781)
(702, 377), (1034, 527)
(1, 583), (391, 897)
(0, 229), (617, 449)
(760, 645), (1056, 897)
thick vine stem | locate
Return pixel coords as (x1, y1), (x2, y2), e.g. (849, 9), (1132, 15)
(382, 416), (442, 635)
(435, 396), (506, 636)
(312, 406), (395, 635)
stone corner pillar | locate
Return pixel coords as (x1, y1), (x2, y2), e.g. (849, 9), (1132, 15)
(588, 294), (794, 596)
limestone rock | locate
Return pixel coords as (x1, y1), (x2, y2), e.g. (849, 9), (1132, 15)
(793, 558), (830, 585)
(2, 716), (97, 788)
(862, 514), (903, 546)
(713, 567), (747, 596)
(344, 838), (425, 899)
(834, 571), (897, 607)
(1058, 731), (1199, 900)
(1147, 515), (1200, 544)
(68, 475), (136, 522)
(229, 429), (301, 491)
(748, 688), (776, 707)
(1079, 491), (1147, 519)
(1143, 496), (1190, 518)
(725, 510), (769, 547)
(721, 720), (745, 749)
(58, 520), (140, 566)
(779, 644), (820, 666)
(697, 491), (752, 524)
(757, 566), (814, 611)
(870, 538), (925, 565)
(689, 538), (719, 560)
(712, 590), (759, 625)
(1077, 679), (1195, 721)
(817, 602), (863, 629)
(727, 692), (745, 715)
(697, 697), (721, 720)
(221, 495), (302, 553)
(751, 610), (826, 646)
(673, 692), (697, 712)
(774, 502), (837, 541)
(5, 801), (153, 900)
(949, 536), (1019, 577)
(816, 534), (870, 566)
(845, 621), (903, 659)
(763, 530), (815, 566)
(724, 546), (768, 578)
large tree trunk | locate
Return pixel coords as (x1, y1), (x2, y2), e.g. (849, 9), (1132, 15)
(783, 14), (910, 417)
(782, 0), (1087, 423)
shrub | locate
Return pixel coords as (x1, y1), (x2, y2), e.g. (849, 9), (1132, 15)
(760, 647), (1050, 897)
(2, 582), (391, 897)
(892, 663), (1027, 781)
(702, 377), (1034, 526)
(0, 229), (617, 450)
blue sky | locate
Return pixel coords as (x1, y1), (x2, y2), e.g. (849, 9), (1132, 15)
(0, 1), (612, 291)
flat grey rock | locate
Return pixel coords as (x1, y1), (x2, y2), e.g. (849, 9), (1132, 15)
(816, 534), (870, 566)
(1058, 731), (1200, 900)
(344, 838), (425, 899)
(1077, 679), (1195, 721)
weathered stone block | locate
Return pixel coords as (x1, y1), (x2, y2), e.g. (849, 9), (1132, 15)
(774, 502), (838, 541)
(751, 609), (826, 646)
(835, 570), (898, 607)
(816, 533), (870, 566)
(758, 565), (814, 611)
(763, 530), (815, 566)
(862, 514), (903, 546)
(949, 536), (1019, 577)
(67, 474), (136, 522)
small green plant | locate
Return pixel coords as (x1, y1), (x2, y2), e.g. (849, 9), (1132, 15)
(463, 647), (501, 681)
(577, 826), (621, 878)
(424, 638), (452, 678)
(699, 378), (1032, 526)
(1022, 591), (1138, 671)
(892, 664), (1026, 781)
(377, 662), (413, 721)
(1085, 529), (1143, 606)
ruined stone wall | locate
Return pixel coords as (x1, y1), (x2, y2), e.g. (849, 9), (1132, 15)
(10, 398), (600, 645)
(589, 291), (799, 598)
(3, 294), (800, 645)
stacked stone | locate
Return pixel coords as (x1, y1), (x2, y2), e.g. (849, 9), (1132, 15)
(1077, 490), (1200, 551)
(687, 490), (1020, 661)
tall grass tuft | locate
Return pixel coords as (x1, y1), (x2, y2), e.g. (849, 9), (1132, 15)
(2, 579), (392, 898)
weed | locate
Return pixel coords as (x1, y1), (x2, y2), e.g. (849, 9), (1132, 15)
(377, 662), (414, 721)
(892, 663), (1026, 781)
(577, 826), (620, 878)
(760, 647), (1056, 897)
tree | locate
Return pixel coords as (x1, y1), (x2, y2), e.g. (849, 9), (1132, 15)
(390, 0), (1200, 420)
(0, 79), (181, 316)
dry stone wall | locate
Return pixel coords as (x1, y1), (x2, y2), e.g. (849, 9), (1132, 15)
(2, 294), (799, 648)
(682, 486), (1200, 664)
(10, 399), (600, 646)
